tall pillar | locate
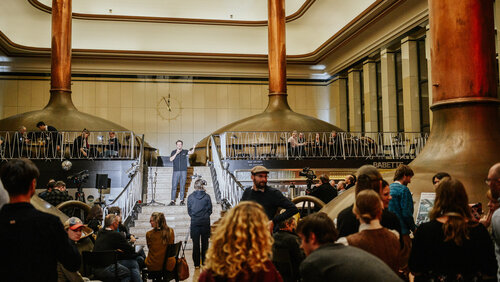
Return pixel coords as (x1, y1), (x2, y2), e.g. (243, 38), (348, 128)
(410, 0), (500, 203)
(401, 36), (421, 132)
(426, 25), (433, 129)
(380, 48), (398, 132)
(363, 60), (378, 132)
(347, 69), (362, 132)
(330, 77), (348, 131)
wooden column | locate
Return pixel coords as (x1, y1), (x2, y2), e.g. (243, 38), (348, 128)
(268, 0), (286, 95)
(50, 0), (72, 92)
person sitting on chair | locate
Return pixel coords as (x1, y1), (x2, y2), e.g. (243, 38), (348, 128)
(145, 212), (176, 272)
(272, 216), (305, 282)
(93, 214), (138, 282)
(58, 217), (95, 282)
(45, 180), (73, 207)
(73, 129), (96, 158)
(104, 131), (121, 158)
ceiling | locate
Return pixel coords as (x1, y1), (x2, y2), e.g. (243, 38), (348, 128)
(0, 0), (408, 64)
(37, 0), (308, 21)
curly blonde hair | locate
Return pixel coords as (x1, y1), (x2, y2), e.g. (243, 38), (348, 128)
(204, 201), (273, 279)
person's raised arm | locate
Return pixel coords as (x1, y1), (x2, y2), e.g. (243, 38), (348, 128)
(188, 144), (196, 155)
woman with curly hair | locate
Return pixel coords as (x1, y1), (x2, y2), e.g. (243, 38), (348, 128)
(145, 212), (175, 271)
(409, 178), (497, 281)
(199, 201), (283, 282)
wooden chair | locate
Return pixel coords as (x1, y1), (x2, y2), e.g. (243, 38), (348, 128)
(82, 250), (119, 281)
(142, 241), (182, 282)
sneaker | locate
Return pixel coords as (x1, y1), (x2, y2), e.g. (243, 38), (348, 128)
(168, 201), (175, 206)
(180, 200), (185, 206)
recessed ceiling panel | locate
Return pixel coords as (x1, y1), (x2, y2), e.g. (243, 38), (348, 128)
(38, 0), (308, 21)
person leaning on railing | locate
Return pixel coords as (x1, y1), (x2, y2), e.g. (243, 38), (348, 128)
(104, 130), (121, 158)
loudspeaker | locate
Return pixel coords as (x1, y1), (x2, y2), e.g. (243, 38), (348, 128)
(96, 174), (108, 189)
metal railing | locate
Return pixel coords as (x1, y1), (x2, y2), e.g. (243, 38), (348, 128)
(0, 130), (137, 160)
(219, 131), (429, 160)
(210, 135), (244, 208)
(103, 135), (145, 223)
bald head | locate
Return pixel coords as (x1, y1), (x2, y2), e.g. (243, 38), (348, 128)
(488, 163), (500, 199)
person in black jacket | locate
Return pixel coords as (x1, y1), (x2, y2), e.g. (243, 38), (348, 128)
(93, 214), (138, 282)
(308, 174), (337, 205)
(36, 121), (60, 158)
(187, 178), (213, 268)
(272, 216), (305, 282)
(336, 165), (401, 238)
(0, 159), (81, 282)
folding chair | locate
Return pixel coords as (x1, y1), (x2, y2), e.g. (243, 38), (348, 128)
(82, 250), (119, 282)
(142, 241), (182, 282)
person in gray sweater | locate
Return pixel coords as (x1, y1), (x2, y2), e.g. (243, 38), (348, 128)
(297, 212), (402, 282)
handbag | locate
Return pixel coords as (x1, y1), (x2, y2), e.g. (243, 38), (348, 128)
(177, 241), (190, 280)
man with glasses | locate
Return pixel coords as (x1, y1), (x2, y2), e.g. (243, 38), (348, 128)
(488, 163), (500, 280)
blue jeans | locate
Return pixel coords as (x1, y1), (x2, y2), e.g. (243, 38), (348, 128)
(95, 262), (130, 282)
(118, 259), (142, 282)
(171, 170), (187, 201)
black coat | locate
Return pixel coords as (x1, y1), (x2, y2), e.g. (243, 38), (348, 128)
(309, 183), (337, 204)
(187, 190), (212, 226)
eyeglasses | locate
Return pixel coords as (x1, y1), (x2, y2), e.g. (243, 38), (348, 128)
(485, 178), (499, 185)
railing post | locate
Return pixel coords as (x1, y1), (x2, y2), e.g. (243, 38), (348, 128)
(130, 132), (135, 159)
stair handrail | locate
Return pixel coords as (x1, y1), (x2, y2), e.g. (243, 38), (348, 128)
(210, 135), (244, 208)
(104, 134), (145, 223)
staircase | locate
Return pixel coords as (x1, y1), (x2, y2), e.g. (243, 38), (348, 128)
(130, 166), (221, 250)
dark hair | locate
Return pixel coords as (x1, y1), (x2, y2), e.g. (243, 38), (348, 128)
(0, 159), (40, 196)
(296, 212), (338, 244)
(176, 140), (183, 145)
(278, 216), (295, 229)
(108, 206), (121, 216)
(54, 181), (66, 188)
(381, 179), (389, 188)
(429, 178), (471, 246)
(36, 121), (45, 127)
(432, 172), (450, 183)
(47, 179), (56, 189)
(87, 204), (103, 221)
(319, 174), (329, 184)
(349, 174), (357, 184)
(355, 165), (382, 196)
(393, 164), (414, 181)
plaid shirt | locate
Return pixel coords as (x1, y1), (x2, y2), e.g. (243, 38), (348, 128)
(45, 190), (73, 207)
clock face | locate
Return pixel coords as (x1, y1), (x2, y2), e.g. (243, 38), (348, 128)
(157, 94), (181, 120)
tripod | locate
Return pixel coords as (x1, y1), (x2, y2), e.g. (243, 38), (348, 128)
(145, 167), (165, 206)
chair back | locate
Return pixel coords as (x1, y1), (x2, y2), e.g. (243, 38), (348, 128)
(272, 248), (295, 282)
(82, 250), (118, 279)
(162, 241), (182, 271)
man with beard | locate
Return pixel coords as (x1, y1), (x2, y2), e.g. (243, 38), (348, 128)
(241, 166), (298, 232)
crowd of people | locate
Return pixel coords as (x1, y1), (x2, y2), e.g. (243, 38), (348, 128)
(0, 122), (123, 159)
(1, 157), (500, 282)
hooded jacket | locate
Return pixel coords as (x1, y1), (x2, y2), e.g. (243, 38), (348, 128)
(187, 190), (212, 226)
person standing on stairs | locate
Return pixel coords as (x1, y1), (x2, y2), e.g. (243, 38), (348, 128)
(187, 178), (213, 268)
(169, 140), (195, 206)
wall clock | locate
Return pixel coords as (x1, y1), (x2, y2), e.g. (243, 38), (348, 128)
(157, 93), (181, 120)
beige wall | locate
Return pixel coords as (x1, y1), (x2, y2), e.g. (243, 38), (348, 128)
(0, 76), (334, 155)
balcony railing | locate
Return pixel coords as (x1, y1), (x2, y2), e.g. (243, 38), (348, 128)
(218, 131), (429, 160)
(0, 130), (136, 160)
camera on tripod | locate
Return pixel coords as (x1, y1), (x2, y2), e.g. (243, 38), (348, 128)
(67, 170), (90, 185)
(299, 167), (316, 193)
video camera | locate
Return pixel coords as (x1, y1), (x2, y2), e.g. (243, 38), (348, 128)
(67, 170), (90, 185)
(299, 167), (316, 192)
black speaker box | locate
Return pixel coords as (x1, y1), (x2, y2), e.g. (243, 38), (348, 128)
(96, 174), (108, 189)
